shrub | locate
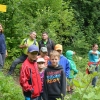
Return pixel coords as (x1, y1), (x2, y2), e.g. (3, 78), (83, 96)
(0, 72), (24, 100)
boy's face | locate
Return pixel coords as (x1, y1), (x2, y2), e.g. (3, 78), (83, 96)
(27, 51), (38, 62)
(56, 50), (62, 55)
(50, 56), (59, 67)
(37, 62), (45, 69)
(40, 51), (47, 57)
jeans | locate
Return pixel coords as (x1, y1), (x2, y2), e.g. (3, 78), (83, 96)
(25, 96), (39, 100)
(38, 93), (43, 100)
(91, 66), (99, 87)
(0, 53), (5, 69)
(8, 54), (27, 75)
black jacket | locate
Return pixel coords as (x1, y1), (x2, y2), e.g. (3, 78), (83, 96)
(38, 38), (55, 56)
(43, 65), (66, 100)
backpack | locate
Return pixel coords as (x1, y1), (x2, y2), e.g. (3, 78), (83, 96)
(24, 38), (37, 45)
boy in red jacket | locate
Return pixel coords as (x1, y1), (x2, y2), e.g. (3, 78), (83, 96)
(20, 45), (42, 100)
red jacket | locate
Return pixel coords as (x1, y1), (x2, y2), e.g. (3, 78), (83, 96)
(20, 58), (42, 98)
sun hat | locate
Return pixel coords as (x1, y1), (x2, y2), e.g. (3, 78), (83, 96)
(37, 58), (45, 63)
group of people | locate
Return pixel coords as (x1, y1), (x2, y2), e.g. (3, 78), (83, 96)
(6, 30), (78, 100)
(0, 23), (99, 100)
(19, 44), (78, 100)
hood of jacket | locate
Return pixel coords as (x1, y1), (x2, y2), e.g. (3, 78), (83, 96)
(66, 50), (74, 60)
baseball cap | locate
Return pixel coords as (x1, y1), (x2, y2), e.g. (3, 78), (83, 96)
(40, 47), (48, 52)
(55, 44), (62, 51)
(28, 45), (39, 52)
(37, 58), (45, 63)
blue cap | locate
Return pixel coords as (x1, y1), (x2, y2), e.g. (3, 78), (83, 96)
(28, 45), (39, 52)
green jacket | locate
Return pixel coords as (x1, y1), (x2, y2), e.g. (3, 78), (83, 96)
(66, 50), (78, 79)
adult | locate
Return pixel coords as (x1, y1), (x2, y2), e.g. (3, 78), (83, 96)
(88, 44), (100, 87)
(7, 31), (38, 75)
(0, 23), (8, 70)
(38, 32), (55, 56)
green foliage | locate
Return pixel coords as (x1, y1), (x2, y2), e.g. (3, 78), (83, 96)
(0, 72), (24, 100)
(0, 0), (100, 57)
(69, 0), (100, 54)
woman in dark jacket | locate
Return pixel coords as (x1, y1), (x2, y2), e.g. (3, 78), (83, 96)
(0, 23), (7, 69)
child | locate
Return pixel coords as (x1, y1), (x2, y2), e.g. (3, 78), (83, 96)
(37, 58), (45, 100)
(0, 23), (8, 70)
(37, 47), (49, 67)
(20, 45), (42, 100)
(66, 50), (78, 94)
(54, 44), (70, 79)
(88, 44), (100, 87)
(43, 50), (66, 100)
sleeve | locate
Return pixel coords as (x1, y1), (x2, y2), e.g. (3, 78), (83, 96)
(70, 61), (78, 75)
(51, 40), (55, 50)
(38, 41), (41, 50)
(43, 70), (48, 100)
(19, 65), (33, 92)
(65, 60), (70, 78)
(20, 38), (26, 45)
(89, 50), (92, 54)
(61, 70), (66, 97)
(98, 51), (100, 55)
(3, 34), (7, 50)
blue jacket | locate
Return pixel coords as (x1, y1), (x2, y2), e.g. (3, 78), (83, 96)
(0, 33), (6, 54)
(48, 55), (70, 78)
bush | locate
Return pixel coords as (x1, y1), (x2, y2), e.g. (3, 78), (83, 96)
(0, 72), (24, 100)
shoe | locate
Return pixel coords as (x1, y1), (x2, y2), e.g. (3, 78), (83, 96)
(67, 91), (72, 94)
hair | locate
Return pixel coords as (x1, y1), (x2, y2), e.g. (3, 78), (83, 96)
(0, 23), (4, 33)
(50, 50), (60, 58)
(92, 43), (98, 48)
(30, 31), (36, 34)
(42, 32), (48, 35)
